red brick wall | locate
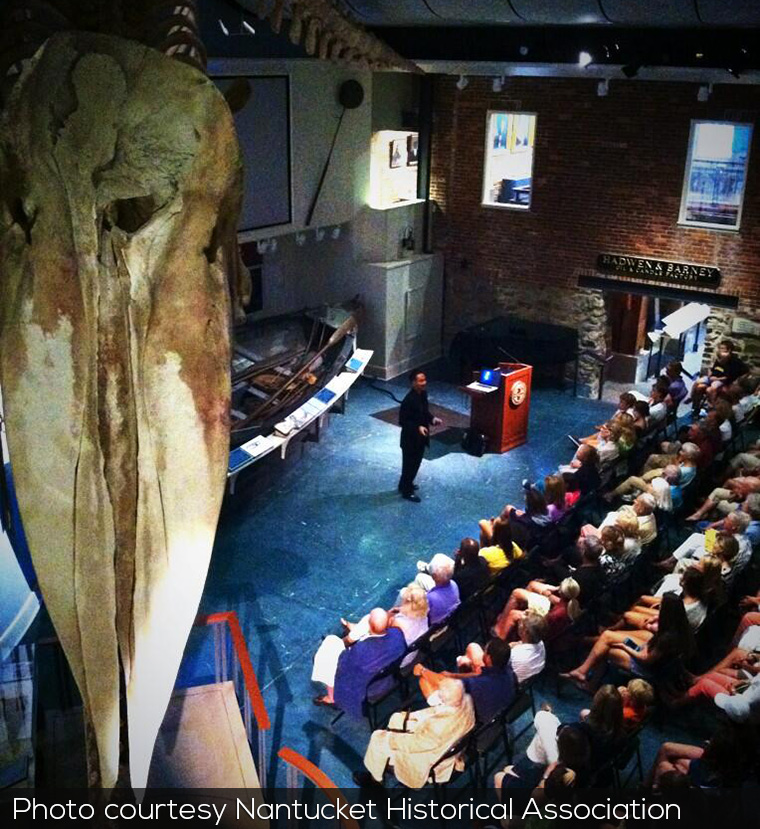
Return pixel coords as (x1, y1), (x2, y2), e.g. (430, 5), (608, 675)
(430, 76), (760, 371)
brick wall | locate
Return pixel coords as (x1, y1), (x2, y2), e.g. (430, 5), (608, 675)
(430, 76), (760, 390)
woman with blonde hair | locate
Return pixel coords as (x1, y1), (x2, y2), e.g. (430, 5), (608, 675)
(493, 577), (581, 641)
(342, 582), (429, 660)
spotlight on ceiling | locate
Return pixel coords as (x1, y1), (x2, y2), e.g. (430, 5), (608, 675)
(726, 66), (742, 79)
(519, 45), (529, 56)
(697, 83), (712, 102)
(456, 74), (469, 91)
(218, 18), (230, 36)
(597, 79), (609, 97)
(492, 75), (505, 93)
(578, 51), (593, 68)
(621, 63), (641, 79)
(242, 20), (256, 36)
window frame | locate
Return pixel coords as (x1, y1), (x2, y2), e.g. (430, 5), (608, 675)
(678, 119), (753, 232)
(481, 109), (538, 211)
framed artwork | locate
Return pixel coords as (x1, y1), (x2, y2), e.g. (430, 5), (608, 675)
(389, 138), (405, 168)
(510, 113), (532, 153)
(406, 133), (419, 166)
(493, 113), (509, 150)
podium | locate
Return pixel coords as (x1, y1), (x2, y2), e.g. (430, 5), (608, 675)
(461, 363), (532, 453)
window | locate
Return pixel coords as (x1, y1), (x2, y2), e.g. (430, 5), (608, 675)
(679, 121), (753, 230)
(482, 111), (537, 209)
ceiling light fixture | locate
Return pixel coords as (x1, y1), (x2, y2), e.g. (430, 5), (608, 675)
(242, 20), (256, 35)
(455, 74), (469, 91)
(697, 83), (712, 102)
(492, 75), (504, 93)
(218, 19), (230, 36)
(578, 51), (593, 68)
(597, 79), (609, 97)
(332, 226), (341, 240)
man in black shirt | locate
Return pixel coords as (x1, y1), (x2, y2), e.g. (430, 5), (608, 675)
(398, 371), (441, 502)
(689, 339), (749, 413)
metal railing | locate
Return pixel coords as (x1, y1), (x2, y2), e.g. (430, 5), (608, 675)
(194, 611), (271, 789)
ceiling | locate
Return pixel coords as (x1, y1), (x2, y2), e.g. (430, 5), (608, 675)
(208, 1), (760, 82)
(342, 0), (760, 28)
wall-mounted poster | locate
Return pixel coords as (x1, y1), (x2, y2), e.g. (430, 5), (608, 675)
(389, 138), (405, 168)
(493, 113), (509, 150)
(407, 133), (419, 166)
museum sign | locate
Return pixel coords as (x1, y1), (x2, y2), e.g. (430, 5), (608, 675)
(597, 253), (721, 288)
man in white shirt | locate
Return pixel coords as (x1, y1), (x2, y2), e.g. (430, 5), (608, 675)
(509, 612), (547, 684)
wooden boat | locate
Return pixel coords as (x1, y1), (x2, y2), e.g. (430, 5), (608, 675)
(229, 300), (360, 447)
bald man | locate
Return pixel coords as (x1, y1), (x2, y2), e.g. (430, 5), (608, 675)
(357, 678), (475, 789)
(312, 608), (406, 718)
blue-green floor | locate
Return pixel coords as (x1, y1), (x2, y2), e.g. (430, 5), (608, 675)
(179, 372), (709, 789)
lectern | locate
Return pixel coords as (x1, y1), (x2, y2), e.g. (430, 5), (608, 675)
(462, 363), (532, 453)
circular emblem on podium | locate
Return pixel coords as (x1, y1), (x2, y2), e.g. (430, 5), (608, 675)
(511, 380), (527, 406)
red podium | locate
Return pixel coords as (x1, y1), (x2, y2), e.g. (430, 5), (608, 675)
(461, 363), (532, 453)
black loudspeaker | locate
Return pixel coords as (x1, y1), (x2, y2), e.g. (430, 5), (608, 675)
(338, 79), (364, 109)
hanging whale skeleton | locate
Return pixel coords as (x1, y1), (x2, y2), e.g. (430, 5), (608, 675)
(0, 0), (408, 790)
(0, 1), (243, 790)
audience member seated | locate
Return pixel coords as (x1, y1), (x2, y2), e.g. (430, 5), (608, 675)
(598, 525), (631, 582)
(544, 535), (605, 597)
(653, 554), (724, 607)
(647, 385), (668, 427)
(726, 438), (760, 476)
(342, 583), (429, 666)
(714, 397), (735, 445)
(585, 503), (645, 555)
(606, 464), (683, 512)
(686, 478), (760, 522)
(495, 706), (591, 791)
(647, 722), (750, 789)
(662, 360), (687, 410)
(619, 678), (655, 728)
(312, 608), (407, 715)
(575, 684), (627, 769)
(493, 578), (581, 642)
(544, 474), (570, 522)
(686, 339), (749, 415)
(642, 440), (701, 483)
(495, 486), (554, 551)
(631, 400), (650, 436)
(612, 566), (708, 633)
(725, 374), (760, 423)
(424, 554), (461, 625)
(560, 593), (694, 693)
(357, 678), (475, 789)
(579, 419), (623, 466)
(478, 513), (526, 574)
(452, 537), (490, 601)
(559, 443), (601, 495)
(414, 638), (517, 724)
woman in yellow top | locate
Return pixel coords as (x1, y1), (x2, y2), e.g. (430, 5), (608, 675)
(478, 516), (524, 575)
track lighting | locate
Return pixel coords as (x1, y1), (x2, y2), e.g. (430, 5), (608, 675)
(492, 75), (505, 93)
(697, 83), (712, 102)
(455, 74), (469, 91)
(578, 51), (593, 68)
(597, 79), (609, 97)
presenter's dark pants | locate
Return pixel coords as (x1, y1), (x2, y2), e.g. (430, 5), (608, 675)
(399, 443), (425, 495)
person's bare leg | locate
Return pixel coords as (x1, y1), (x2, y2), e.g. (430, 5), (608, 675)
(479, 518), (494, 548)
(493, 608), (525, 640)
(732, 612), (760, 647)
(623, 609), (657, 628)
(562, 630), (631, 686)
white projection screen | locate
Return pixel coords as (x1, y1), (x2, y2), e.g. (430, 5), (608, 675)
(214, 75), (292, 231)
